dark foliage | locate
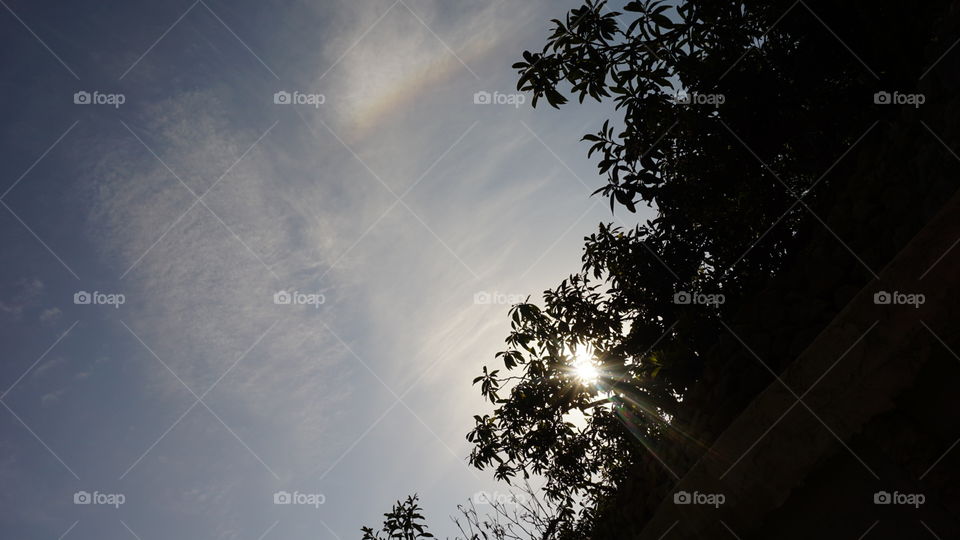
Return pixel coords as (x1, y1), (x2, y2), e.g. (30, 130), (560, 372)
(466, 0), (939, 536)
(362, 494), (434, 540)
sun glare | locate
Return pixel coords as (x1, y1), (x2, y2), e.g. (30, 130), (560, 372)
(571, 344), (600, 384)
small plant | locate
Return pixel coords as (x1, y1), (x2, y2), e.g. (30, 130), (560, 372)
(362, 494), (434, 540)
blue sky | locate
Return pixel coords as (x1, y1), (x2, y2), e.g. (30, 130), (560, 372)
(0, 1), (652, 538)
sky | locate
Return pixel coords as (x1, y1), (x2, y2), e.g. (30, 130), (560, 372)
(0, 1), (652, 538)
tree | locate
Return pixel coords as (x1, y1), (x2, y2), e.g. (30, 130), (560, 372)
(468, 0), (929, 534)
(364, 484), (566, 540)
(366, 0), (942, 536)
(362, 495), (434, 540)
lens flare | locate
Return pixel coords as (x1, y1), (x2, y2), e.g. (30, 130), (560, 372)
(571, 344), (599, 384)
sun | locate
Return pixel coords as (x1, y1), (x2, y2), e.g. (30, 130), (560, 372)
(571, 344), (600, 384)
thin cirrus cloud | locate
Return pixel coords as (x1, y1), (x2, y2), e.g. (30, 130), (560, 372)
(84, 88), (357, 473)
(1, 0), (621, 538)
(316, 0), (538, 140)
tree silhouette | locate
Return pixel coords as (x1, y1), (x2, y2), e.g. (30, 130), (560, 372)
(365, 484), (566, 540)
(468, 0), (928, 534)
(370, 0), (942, 536)
(362, 494), (434, 540)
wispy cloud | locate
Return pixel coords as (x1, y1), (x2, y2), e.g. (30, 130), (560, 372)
(1, 1), (613, 538)
(85, 89), (357, 477)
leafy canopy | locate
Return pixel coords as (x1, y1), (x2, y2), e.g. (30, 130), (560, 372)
(468, 0), (883, 531)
